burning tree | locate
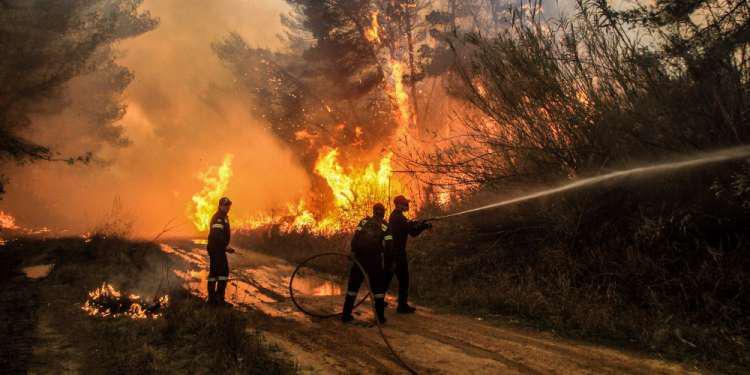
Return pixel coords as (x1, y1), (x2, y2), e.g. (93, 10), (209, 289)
(203, 0), (460, 233)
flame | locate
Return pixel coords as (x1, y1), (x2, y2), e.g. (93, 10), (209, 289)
(0, 210), (52, 235)
(386, 60), (412, 140)
(82, 282), (169, 319)
(437, 191), (451, 207)
(315, 148), (355, 207)
(314, 147), (397, 227)
(0, 210), (18, 230)
(190, 154), (233, 231)
(226, 147), (406, 235)
(364, 10), (381, 44)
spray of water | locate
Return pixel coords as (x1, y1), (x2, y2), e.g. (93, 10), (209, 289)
(433, 146), (750, 220)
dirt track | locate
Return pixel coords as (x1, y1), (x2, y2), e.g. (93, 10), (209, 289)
(163, 240), (700, 374)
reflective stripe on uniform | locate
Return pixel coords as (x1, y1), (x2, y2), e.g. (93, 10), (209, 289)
(207, 277), (217, 282)
(347, 291), (358, 296)
(217, 276), (228, 281)
(384, 235), (393, 241)
(211, 224), (224, 229)
(373, 293), (385, 299)
(355, 226), (363, 231)
(381, 224), (388, 231)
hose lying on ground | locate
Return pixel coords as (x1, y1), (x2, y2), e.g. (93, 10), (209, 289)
(289, 252), (417, 374)
(288, 252), (368, 318)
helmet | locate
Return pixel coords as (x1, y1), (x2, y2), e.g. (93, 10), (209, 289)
(372, 203), (386, 216)
(218, 197), (232, 206)
(393, 195), (410, 206)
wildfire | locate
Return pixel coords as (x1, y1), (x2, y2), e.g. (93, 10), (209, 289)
(82, 282), (169, 319)
(387, 60), (413, 140)
(190, 154), (233, 231)
(364, 10), (381, 44)
(0, 210), (18, 230)
(209, 147), (406, 235)
(437, 191), (451, 207)
(316, 147), (394, 208)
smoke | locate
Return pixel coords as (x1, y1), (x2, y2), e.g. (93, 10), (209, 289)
(0, 0), (310, 237)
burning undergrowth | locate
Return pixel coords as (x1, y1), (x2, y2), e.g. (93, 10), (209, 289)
(82, 282), (169, 320)
(189, 146), (422, 237)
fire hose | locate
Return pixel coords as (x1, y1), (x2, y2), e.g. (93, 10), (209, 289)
(289, 252), (418, 374)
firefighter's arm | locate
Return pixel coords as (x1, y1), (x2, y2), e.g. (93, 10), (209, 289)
(350, 219), (367, 252)
(225, 222), (234, 253)
(407, 219), (430, 237)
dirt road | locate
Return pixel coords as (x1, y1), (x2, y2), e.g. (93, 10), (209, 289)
(163, 240), (699, 374)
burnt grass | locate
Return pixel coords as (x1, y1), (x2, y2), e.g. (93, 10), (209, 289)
(0, 236), (296, 374)
(237, 165), (750, 373)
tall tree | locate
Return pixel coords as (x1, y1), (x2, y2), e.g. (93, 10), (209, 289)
(0, 0), (158, 194)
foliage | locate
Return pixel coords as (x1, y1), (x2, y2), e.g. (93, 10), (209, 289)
(406, 0), (750, 189)
(0, 0), (158, 193)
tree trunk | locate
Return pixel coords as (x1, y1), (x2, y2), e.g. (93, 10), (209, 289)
(405, 2), (419, 128)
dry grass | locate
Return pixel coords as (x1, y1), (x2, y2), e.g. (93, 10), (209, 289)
(0, 236), (296, 374)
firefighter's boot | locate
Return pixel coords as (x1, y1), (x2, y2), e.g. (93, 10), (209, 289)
(341, 294), (356, 323)
(207, 280), (217, 305)
(216, 280), (232, 307)
(397, 303), (416, 314)
(375, 297), (387, 324)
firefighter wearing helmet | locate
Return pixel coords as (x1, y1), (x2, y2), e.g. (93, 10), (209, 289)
(384, 195), (431, 313)
(206, 196), (235, 306)
(342, 203), (393, 324)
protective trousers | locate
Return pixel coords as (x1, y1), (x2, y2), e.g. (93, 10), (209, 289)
(207, 250), (229, 305)
(383, 250), (409, 307)
(342, 253), (386, 322)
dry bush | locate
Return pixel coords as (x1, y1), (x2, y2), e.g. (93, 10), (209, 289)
(405, 0), (750, 189)
(89, 197), (134, 239)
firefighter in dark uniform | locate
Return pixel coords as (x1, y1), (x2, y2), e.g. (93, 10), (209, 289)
(342, 203), (393, 324)
(206, 196), (235, 306)
(384, 195), (431, 314)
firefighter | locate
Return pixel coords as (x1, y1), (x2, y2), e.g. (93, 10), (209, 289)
(384, 195), (431, 314)
(342, 203), (392, 324)
(206, 196), (235, 306)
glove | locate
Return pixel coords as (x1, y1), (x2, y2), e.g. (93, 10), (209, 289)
(420, 221), (433, 230)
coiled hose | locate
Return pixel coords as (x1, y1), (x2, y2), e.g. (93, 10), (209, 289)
(289, 252), (417, 374)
